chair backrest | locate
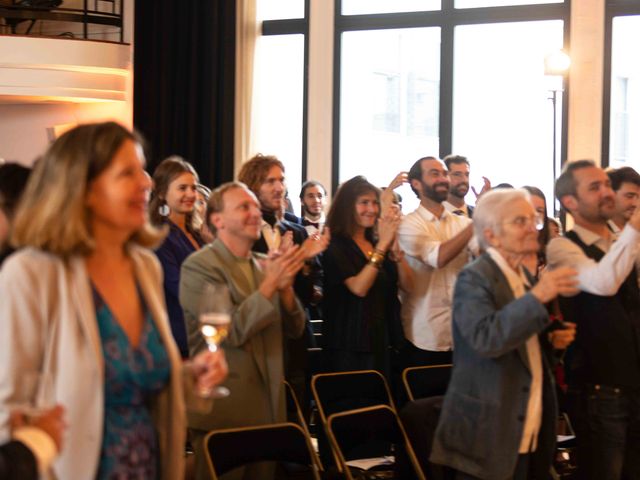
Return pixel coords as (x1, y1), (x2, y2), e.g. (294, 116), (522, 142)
(327, 405), (426, 480)
(284, 380), (314, 439)
(402, 364), (452, 401)
(204, 422), (322, 479)
(311, 370), (396, 425)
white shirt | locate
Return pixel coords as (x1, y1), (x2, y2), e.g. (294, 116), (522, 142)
(486, 248), (543, 454)
(546, 223), (640, 296)
(398, 205), (477, 351)
(261, 221), (281, 251)
(442, 200), (470, 217)
(302, 214), (325, 237)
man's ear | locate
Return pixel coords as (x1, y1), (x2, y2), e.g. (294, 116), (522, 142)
(560, 194), (577, 213)
(410, 178), (422, 193)
(210, 212), (223, 231)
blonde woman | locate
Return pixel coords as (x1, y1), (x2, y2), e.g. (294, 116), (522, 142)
(0, 122), (227, 479)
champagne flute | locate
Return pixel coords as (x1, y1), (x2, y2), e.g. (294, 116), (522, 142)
(198, 283), (231, 398)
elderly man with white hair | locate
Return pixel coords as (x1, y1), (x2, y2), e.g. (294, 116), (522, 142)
(430, 188), (578, 480)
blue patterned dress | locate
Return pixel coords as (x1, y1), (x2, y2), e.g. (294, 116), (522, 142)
(92, 285), (171, 479)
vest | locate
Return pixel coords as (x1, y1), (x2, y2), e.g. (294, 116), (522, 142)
(559, 230), (640, 388)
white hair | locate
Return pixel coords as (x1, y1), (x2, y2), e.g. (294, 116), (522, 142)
(473, 188), (532, 250)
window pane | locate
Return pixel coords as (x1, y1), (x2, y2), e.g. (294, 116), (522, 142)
(340, 28), (440, 212)
(453, 20), (564, 214)
(342, 0), (440, 16)
(456, 0), (562, 7)
(609, 16), (640, 170)
(252, 35), (304, 213)
(257, 0), (304, 21)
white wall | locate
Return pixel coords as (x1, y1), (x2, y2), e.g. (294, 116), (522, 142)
(0, 0), (134, 166)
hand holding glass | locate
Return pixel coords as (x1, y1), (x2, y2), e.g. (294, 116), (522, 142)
(198, 283), (231, 398)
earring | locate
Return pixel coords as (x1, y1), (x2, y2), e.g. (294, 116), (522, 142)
(159, 202), (170, 217)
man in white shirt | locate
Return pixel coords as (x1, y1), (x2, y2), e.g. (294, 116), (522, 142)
(398, 156), (477, 366)
(547, 160), (640, 480)
(442, 154), (491, 218)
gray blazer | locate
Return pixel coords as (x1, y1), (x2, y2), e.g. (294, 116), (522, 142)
(179, 239), (305, 431)
(430, 254), (558, 480)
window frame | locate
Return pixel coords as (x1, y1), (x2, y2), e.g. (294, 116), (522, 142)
(331, 0), (570, 192)
(260, 0), (311, 186)
(601, 0), (640, 168)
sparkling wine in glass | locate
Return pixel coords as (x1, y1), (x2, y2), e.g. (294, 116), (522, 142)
(198, 283), (232, 398)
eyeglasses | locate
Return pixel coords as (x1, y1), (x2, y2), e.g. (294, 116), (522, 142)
(504, 215), (545, 231)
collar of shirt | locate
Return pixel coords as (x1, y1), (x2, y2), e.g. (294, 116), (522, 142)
(486, 247), (529, 296)
(442, 201), (468, 217)
(607, 219), (623, 235)
(303, 213), (325, 226)
(417, 203), (452, 222)
(571, 223), (616, 251)
(261, 219), (282, 251)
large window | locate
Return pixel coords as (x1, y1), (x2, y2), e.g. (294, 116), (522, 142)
(339, 27), (441, 196)
(254, 0), (307, 213)
(254, 1), (570, 213)
(334, 1), (568, 212)
(607, 15), (640, 170)
(453, 20), (564, 211)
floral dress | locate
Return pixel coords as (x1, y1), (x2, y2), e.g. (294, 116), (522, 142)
(92, 285), (171, 479)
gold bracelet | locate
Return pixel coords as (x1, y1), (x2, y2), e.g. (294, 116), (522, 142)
(368, 251), (385, 269)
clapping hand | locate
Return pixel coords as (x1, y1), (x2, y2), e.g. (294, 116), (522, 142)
(471, 176), (492, 199)
(377, 204), (402, 251)
(530, 266), (579, 304)
(301, 227), (330, 259)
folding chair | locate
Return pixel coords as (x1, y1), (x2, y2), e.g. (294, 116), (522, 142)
(285, 380), (314, 439)
(204, 422), (323, 480)
(402, 364), (452, 401)
(327, 405), (426, 480)
(311, 370), (397, 471)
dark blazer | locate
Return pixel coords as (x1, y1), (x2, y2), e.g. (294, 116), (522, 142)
(430, 253), (557, 480)
(0, 441), (37, 480)
(466, 204), (474, 218)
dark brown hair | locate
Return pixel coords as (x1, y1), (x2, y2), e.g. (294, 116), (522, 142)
(149, 156), (199, 228)
(326, 176), (380, 240)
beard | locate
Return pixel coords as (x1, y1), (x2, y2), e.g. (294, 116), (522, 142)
(450, 182), (469, 199)
(422, 181), (449, 203)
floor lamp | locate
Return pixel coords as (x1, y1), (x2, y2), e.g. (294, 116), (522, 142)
(544, 50), (570, 216)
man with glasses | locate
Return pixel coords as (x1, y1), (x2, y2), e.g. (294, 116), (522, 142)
(442, 154), (491, 218)
(547, 159), (640, 479)
(398, 156), (478, 368)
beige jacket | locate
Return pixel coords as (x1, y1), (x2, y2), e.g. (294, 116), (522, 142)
(180, 239), (306, 432)
(0, 246), (190, 480)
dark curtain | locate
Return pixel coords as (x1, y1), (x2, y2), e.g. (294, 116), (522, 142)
(133, 0), (236, 187)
